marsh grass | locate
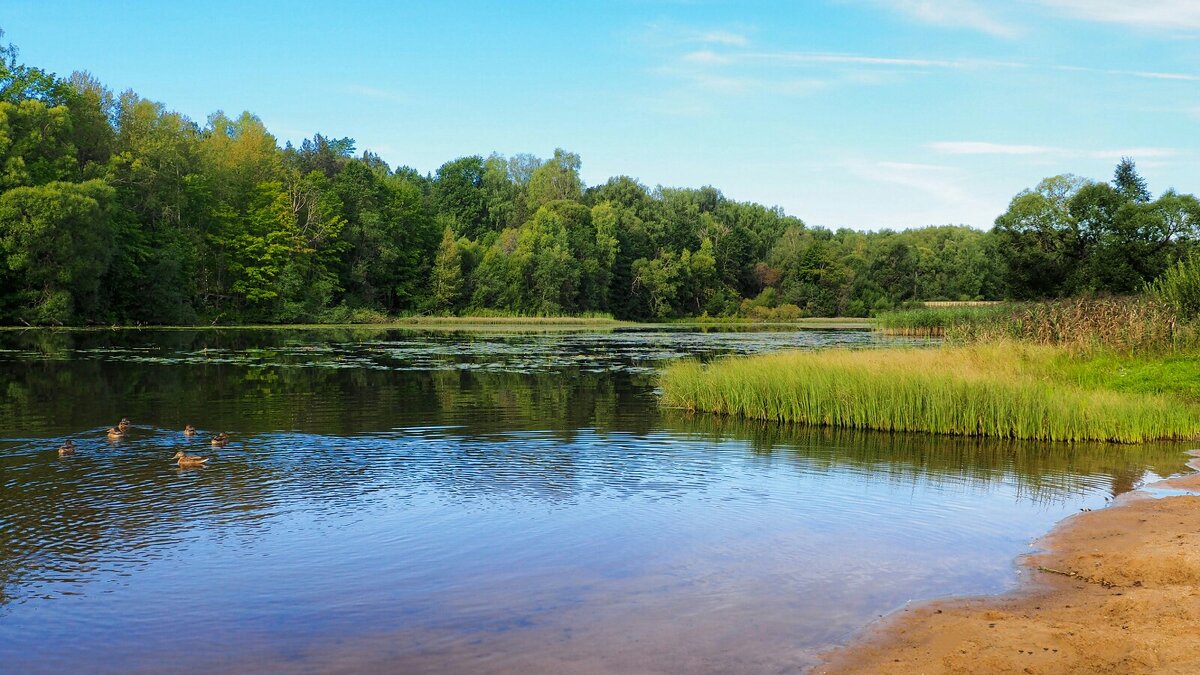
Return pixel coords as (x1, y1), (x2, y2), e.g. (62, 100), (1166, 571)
(660, 342), (1200, 443)
(874, 305), (1012, 337)
(877, 296), (1188, 355)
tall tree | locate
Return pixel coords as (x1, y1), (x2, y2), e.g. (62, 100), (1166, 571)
(430, 225), (463, 312)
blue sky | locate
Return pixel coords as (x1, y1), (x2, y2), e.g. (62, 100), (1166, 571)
(5, 0), (1198, 230)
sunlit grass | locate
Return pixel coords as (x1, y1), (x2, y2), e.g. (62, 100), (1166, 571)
(660, 341), (1200, 443)
(874, 305), (1012, 336)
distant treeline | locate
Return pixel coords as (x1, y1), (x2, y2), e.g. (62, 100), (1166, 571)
(1, 32), (1197, 325)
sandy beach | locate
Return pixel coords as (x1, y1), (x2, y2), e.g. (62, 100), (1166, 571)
(819, 451), (1200, 674)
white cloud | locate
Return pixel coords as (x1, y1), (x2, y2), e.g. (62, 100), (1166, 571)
(929, 141), (1054, 155)
(344, 85), (406, 104)
(740, 51), (1020, 69)
(847, 160), (972, 203)
(1085, 147), (1182, 161)
(1054, 64), (1200, 83)
(1033, 0), (1200, 30)
(858, 0), (1019, 37)
(929, 141), (1184, 163)
(682, 50), (733, 65)
(638, 22), (753, 48)
(695, 30), (748, 46)
(1124, 70), (1200, 82)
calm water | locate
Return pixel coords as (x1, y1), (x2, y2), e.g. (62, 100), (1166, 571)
(0, 328), (1188, 674)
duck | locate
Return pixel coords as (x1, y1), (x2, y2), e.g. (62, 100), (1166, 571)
(211, 432), (229, 447)
(173, 450), (210, 467)
(184, 424), (197, 437)
(118, 417), (131, 432)
(57, 440), (76, 456)
(106, 426), (125, 440)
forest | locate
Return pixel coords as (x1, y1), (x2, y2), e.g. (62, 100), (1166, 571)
(1, 34), (1198, 325)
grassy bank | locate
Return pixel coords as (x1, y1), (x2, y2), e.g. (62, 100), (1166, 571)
(660, 342), (1200, 443)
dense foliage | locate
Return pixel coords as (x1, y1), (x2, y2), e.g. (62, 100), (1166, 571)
(0, 33), (1196, 325)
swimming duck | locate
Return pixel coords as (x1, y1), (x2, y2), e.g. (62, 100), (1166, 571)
(118, 417), (131, 432)
(57, 440), (76, 456)
(211, 432), (228, 447)
(184, 424), (197, 437)
(106, 426), (125, 440)
(173, 450), (210, 467)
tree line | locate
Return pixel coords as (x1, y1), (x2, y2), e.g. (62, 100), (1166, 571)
(0, 33), (1196, 325)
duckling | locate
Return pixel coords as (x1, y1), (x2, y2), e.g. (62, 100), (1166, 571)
(173, 450), (210, 467)
(184, 424), (197, 437)
(211, 432), (229, 447)
(57, 440), (76, 457)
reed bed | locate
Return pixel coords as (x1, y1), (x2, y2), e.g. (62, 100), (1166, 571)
(874, 305), (1012, 337)
(660, 342), (1200, 443)
(877, 296), (1187, 354)
(949, 296), (1180, 354)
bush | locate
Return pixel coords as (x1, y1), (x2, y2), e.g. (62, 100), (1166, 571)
(1147, 253), (1200, 322)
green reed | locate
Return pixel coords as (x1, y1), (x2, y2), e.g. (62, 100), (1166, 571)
(660, 343), (1200, 443)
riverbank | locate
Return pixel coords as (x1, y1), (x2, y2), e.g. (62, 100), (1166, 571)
(0, 316), (877, 333)
(660, 342), (1200, 443)
(818, 450), (1200, 674)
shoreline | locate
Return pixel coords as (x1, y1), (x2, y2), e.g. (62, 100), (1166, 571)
(817, 449), (1200, 674)
(0, 317), (875, 332)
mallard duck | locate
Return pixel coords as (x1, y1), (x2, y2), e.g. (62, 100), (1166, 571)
(173, 450), (210, 467)
(184, 424), (197, 437)
(118, 417), (131, 432)
(106, 426), (125, 440)
(211, 432), (228, 447)
(57, 440), (76, 456)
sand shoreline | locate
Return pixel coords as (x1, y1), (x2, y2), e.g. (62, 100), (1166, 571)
(817, 450), (1200, 674)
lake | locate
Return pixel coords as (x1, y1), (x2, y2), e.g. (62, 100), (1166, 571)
(0, 327), (1187, 673)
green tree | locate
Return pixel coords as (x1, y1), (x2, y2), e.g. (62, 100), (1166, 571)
(0, 99), (77, 190)
(526, 148), (582, 212)
(430, 225), (463, 312)
(0, 180), (114, 323)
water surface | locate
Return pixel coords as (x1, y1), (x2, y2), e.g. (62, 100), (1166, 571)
(0, 328), (1187, 673)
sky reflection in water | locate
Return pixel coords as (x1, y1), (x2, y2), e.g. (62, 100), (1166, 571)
(0, 328), (1187, 673)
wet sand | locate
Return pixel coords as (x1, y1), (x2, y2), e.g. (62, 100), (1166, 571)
(819, 451), (1200, 674)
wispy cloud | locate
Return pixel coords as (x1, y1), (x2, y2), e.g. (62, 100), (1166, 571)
(638, 22), (753, 48)
(344, 84), (407, 104)
(1084, 147), (1182, 162)
(1033, 0), (1200, 31)
(693, 30), (748, 46)
(929, 141), (1183, 162)
(735, 51), (1023, 69)
(647, 20), (1196, 116)
(840, 159), (999, 227)
(857, 0), (1019, 37)
(846, 161), (970, 203)
(929, 141), (1054, 155)
(1053, 64), (1200, 82)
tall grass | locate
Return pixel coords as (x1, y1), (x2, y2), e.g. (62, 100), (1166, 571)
(660, 343), (1200, 443)
(948, 296), (1180, 354)
(877, 296), (1186, 354)
(874, 305), (1012, 337)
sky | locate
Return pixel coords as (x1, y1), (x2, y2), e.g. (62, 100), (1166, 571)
(4, 0), (1198, 230)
